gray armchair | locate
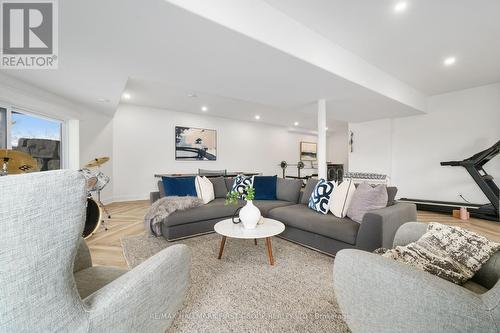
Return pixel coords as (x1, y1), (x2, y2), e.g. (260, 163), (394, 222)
(333, 222), (500, 333)
(0, 170), (191, 333)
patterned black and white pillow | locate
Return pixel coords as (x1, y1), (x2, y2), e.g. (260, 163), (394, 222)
(308, 179), (335, 214)
(231, 174), (254, 199)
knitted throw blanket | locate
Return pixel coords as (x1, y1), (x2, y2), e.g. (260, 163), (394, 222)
(375, 223), (500, 284)
(145, 196), (203, 237)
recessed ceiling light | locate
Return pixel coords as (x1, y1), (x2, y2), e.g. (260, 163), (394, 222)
(294, 121), (299, 126)
(188, 93), (198, 98)
(122, 93), (131, 100)
(443, 57), (456, 66)
(97, 98), (110, 103)
(394, 1), (407, 13)
(255, 115), (261, 120)
(201, 106), (208, 112)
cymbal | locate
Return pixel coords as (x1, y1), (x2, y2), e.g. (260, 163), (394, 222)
(85, 157), (110, 168)
(0, 149), (38, 175)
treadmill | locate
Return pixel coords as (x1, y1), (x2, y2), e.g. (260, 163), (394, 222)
(400, 140), (499, 222)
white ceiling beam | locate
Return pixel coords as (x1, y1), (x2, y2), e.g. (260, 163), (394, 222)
(165, 0), (428, 113)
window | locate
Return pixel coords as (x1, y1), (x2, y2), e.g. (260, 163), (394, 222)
(0, 107), (6, 149)
(0, 106), (63, 172)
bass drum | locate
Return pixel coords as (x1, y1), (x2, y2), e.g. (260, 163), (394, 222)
(83, 197), (102, 239)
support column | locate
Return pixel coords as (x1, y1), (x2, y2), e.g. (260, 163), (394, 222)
(317, 99), (327, 179)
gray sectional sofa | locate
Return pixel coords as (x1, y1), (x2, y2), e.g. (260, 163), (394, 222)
(150, 177), (417, 255)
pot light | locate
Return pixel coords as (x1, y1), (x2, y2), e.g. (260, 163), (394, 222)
(394, 1), (407, 13)
(294, 121), (299, 126)
(443, 57), (456, 66)
(122, 93), (131, 100)
(255, 115), (261, 120)
(201, 106), (208, 112)
(188, 93), (198, 98)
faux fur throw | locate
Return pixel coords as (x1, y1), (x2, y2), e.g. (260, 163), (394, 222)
(375, 223), (500, 284)
(145, 196), (203, 237)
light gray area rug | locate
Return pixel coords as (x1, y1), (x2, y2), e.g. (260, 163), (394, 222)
(121, 233), (350, 333)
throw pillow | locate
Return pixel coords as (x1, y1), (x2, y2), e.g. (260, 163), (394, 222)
(276, 178), (302, 203)
(347, 183), (388, 222)
(162, 176), (197, 197)
(386, 187), (398, 206)
(209, 176), (228, 198)
(231, 174), (254, 199)
(195, 176), (215, 204)
(253, 175), (277, 200)
(308, 179), (335, 214)
(377, 223), (500, 284)
(329, 179), (356, 218)
(300, 179), (319, 204)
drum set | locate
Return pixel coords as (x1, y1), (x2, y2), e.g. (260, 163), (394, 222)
(81, 157), (112, 239)
(1, 150), (111, 239)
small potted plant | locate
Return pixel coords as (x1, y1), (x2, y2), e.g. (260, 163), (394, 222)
(225, 185), (261, 229)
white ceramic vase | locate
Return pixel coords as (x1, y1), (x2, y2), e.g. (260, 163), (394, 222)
(239, 200), (261, 229)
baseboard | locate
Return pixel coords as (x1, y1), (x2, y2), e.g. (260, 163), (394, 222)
(108, 194), (149, 203)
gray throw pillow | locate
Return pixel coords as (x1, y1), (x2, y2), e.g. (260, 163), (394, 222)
(158, 180), (166, 198)
(300, 179), (319, 205)
(209, 176), (228, 198)
(377, 223), (500, 284)
(224, 177), (234, 194)
(386, 187), (398, 206)
(347, 183), (388, 223)
(277, 178), (302, 203)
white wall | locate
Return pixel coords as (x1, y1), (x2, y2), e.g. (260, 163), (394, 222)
(0, 73), (114, 202)
(349, 83), (500, 204)
(79, 111), (114, 202)
(113, 105), (351, 201)
(327, 122), (349, 168)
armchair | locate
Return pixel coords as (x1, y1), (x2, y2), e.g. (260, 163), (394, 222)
(0, 170), (191, 333)
(333, 222), (500, 333)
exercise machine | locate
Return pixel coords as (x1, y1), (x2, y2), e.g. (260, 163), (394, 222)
(400, 140), (499, 221)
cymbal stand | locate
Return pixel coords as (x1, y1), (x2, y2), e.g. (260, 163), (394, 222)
(96, 188), (111, 231)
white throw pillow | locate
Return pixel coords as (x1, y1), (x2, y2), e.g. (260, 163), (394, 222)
(329, 179), (356, 218)
(195, 176), (215, 204)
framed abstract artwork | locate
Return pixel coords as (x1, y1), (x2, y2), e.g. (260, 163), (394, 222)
(300, 141), (317, 161)
(175, 126), (217, 161)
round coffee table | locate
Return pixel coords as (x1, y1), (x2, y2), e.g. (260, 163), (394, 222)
(214, 218), (285, 265)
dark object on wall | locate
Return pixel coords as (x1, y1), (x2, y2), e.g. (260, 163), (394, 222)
(401, 140), (500, 222)
(327, 164), (344, 183)
(14, 138), (60, 171)
(175, 126), (217, 161)
(349, 131), (354, 153)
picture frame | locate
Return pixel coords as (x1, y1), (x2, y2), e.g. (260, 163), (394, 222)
(175, 126), (217, 161)
(300, 141), (317, 161)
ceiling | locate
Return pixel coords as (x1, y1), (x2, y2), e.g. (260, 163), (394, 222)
(4, 0), (497, 130)
(264, 0), (500, 95)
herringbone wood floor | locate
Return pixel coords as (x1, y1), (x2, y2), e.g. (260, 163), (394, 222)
(87, 201), (500, 268)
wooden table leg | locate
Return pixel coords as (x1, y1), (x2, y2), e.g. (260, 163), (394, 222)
(265, 237), (274, 265)
(218, 236), (227, 259)
(254, 238), (257, 245)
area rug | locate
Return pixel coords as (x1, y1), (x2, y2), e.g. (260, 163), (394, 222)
(121, 233), (350, 333)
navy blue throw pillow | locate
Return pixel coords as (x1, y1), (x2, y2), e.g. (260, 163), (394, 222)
(162, 176), (197, 197)
(253, 175), (277, 200)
